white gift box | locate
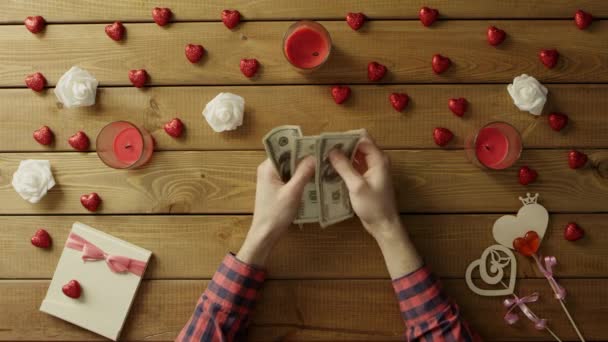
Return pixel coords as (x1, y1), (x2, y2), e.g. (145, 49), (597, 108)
(40, 222), (152, 340)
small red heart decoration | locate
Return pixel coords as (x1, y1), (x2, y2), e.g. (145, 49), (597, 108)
(240, 58), (260, 78)
(68, 131), (90, 151)
(129, 69), (148, 88)
(512, 230), (540, 257)
(222, 9), (241, 29)
(432, 54), (451, 74)
(433, 127), (453, 147)
(33, 125), (53, 145)
(164, 118), (184, 138)
(548, 113), (568, 132)
(62, 280), (82, 299)
(105, 21), (125, 41)
(518, 166), (538, 185)
(346, 12), (366, 31)
(568, 150), (588, 169)
(448, 97), (468, 117)
(80, 192), (102, 212)
(574, 10), (593, 30)
(24, 16), (46, 34)
(331, 85), (351, 104)
(185, 44), (205, 63)
(389, 93), (409, 112)
(367, 62), (387, 81)
(487, 26), (506, 46)
(419, 7), (439, 27)
(152, 7), (172, 26)
(564, 222), (585, 241)
(31, 229), (52, 248)
(539, 49), (559, 69)
(25, 72), (46, 92)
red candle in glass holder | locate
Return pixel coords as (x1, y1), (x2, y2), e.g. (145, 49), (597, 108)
(467, 122), (522, 170)
(96, 121), (154, 169)
(283, 20), (332, 70)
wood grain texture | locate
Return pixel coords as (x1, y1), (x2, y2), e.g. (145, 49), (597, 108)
(3, 84), (608, 152)
(2, 0), (607, 23)
(2, 21), (607, 86)
(1, 149), (607, 214)
(0, 214), (605, 279)
(0, 279), (605, 341)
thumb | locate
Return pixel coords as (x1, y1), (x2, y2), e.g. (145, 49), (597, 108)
(284, 156), (315, 193)
(328, 149), (365, 191)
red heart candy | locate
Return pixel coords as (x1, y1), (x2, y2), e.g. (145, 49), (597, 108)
(68, 131), (90, 151)
(487, 26), (506, 46)
(433, 127), (453, 147)
(518, 166), (538, 185)
(564, 222), (584, 241)
(367, 62), (387, 81)
(448, 97), (468, 117)
(419, 7), (439, 27)
(222, 9), (241, 29)
(31, 229), (52, 248)
(389, 93), (409, 112)
(62, 280), (82, 299)
(432, 54), (451, 74)
(240, 58), (260, 78)
(574, 9), (593, 30)
(539, 49), (559, 69)
(105, 21), (125, 41)
(80, 192), (102, 212)
(548, 113), (568, 132)
(346, 12), (366, 31)
(33, 126), (53, 145)
(24, 16), (45, 34)
(331, 85), (351, 104)
(152, 7), (172, 26)
(185, 44), (205, 63)
(164, 118), (184, 138)
(25, 72), (46, 92)
(568, 150), (588, 169)
(129, 69), (148, 88)
(512, 231), (540, 257)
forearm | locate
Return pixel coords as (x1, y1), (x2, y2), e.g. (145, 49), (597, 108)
(371, 218), (423, 279)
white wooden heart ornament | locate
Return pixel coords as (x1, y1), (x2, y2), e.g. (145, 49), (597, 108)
(466, 244), (517, 296)
(492, 193), (549, 250)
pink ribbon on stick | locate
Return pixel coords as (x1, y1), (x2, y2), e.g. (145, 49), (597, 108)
(503, 293), (547, 330)
(65, 233), (147, 276)
(534, 255), (566, 300)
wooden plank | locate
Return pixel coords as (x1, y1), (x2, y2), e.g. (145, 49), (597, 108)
(1, 149), (607, 214)
(2, 84), (608, 152)
(2, 0), (607, 23)
(1, 21), (607, 86)
(0, 214), (605, 279)
(0, 279), (605, 341)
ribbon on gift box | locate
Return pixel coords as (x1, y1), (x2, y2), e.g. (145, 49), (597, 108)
(66, 233), (147, 276)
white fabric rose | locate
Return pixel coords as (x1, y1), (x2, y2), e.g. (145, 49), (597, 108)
(54, 66), (99, 108)
(507, 74), (548, 115)
(12, 160), (56, 204)
(202, 92), (245, 132)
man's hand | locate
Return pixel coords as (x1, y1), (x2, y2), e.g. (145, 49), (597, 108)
(237, 156), (315, 267)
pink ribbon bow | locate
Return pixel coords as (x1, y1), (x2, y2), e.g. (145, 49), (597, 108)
(66, 233), (147, 277)
(534, 255), (566, 299)
(503, 293), (547, 330)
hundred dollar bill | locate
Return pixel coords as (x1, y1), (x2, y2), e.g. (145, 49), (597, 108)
(291, 136), (319, 224)
(262, 125), (302, 182)
(316, 130), (364, 228)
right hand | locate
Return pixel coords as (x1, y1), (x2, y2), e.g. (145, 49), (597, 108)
(328, 135), (401, 239)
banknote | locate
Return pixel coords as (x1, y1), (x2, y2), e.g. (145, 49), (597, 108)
(316, 130), (364, 228)
(291, 136), (319, 224)
(262, 125), (302, 182)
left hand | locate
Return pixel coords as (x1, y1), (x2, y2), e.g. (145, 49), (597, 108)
(237, 156), (315, 266)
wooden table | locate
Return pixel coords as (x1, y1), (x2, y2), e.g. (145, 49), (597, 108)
(1, 1), (607, 341)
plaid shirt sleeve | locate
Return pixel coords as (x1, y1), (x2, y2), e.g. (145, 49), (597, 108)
(176, 253), (266, 342)
(393, 266), (480, 342)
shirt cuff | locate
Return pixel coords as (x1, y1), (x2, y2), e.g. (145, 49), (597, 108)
(392, 265), (449, 324)
(204, 253), (267, 314)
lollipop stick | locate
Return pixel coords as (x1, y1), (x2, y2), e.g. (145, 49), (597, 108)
(545, 327), (563, 342)
(558, 299), (585, 342)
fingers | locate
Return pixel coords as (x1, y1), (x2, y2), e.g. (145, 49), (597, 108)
(329, 149), (366, 192)
(356, 136), (386, 167)
(257, 158), (280, 181)
(284, 156), (315, 192)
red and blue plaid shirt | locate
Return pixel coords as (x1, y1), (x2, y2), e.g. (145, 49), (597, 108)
(177, 254), (478, 341)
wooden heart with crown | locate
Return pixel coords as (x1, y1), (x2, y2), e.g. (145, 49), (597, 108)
(492, 193), (549, 250)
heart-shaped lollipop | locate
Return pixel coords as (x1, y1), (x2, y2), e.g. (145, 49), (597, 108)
(513, 231), (541, 257)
